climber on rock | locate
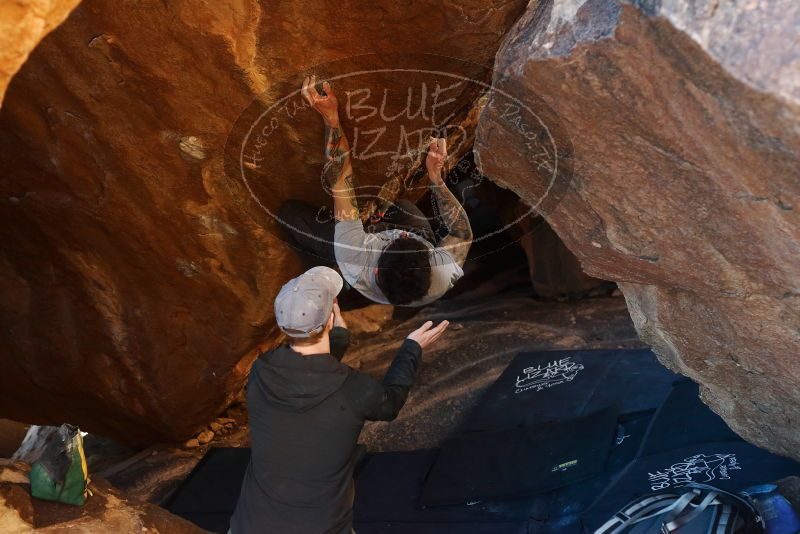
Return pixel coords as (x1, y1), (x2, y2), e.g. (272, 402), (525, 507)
(229, 265), (449, 534)
(278, 75), (473, 306)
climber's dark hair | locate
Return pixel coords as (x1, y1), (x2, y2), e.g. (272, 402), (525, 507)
(376, 237), (432, 305)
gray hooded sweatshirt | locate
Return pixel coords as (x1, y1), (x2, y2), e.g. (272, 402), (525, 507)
(230, 327), (422, 534)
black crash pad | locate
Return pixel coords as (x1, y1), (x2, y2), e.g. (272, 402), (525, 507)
(165, 447), (250, 534)
(461, 349), (678, 433)
(163, 349), (799, 534)
(355, 522), (530, 534)
(547, 410), (655, 519)
(421, 407), (620, 507)
(353, 449), (552, 526)
(638, 380), (740, 456)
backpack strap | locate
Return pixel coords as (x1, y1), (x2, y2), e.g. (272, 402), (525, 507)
(595, 493), (681, 534)
(596, 483), (764, 534)
(683, 483), (764, 528)
(662, 489), (720, 532)
(715, 504), (739, 534)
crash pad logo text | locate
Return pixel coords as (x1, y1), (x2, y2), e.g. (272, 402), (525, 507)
(514, 357), (584, 394)
(648, 453), (742, 491)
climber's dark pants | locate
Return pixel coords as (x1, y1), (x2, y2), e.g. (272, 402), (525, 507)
(278, 200), (338, 268)
(278, 199), (435, 267)
(369, 199), (435, 242)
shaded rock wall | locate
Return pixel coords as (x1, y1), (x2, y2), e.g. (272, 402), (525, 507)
(467, 177), (607, 299)
(512, 213), (606, 300)
(0, 0), (527, 445)
(475, 0), (800, 457)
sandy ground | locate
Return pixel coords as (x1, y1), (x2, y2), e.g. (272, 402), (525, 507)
(348, 290), (642, 451)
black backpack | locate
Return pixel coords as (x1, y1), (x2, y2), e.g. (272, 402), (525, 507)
(594, 483), (765, 534)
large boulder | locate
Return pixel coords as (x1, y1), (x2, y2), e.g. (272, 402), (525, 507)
(0, 0), (527, 444)
(475, 0), (800, 457)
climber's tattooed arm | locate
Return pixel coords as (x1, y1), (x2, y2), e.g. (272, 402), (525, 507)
(323, 123), (344, 182)
(426, 136), (472, 266)
(431, 183), (473, 266)
(302, 75), (359, 221)
(343, 174), (359, 211)
(322, 123), (359, 221)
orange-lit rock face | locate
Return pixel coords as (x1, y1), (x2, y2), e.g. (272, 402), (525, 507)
(0, 0), (527, 445)
(0, 0), (81, 105)
(3, 0), (798, 458)
(476, 2), (800, 458)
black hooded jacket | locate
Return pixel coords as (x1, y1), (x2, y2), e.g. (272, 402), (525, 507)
(230, 327), (422, 534)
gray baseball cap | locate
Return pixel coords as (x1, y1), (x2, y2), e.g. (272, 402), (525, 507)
(274, 266), (344, 338)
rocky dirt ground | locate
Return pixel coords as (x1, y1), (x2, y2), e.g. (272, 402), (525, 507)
(3, 284), (799, 529)
(351, 289), (641, 451)
(96, 269), (640, 505)
(1, 265), (641, 528)
(0, 459), (205, 533)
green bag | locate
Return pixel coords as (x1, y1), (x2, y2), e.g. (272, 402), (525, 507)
(29, 424), (90, 506)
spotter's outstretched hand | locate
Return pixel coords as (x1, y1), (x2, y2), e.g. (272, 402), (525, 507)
(302, 75), (339, 126)
(406, 320), (450, 350)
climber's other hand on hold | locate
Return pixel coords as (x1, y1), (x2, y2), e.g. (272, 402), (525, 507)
(426, 137), (447, 185)
(302, 75), (339, 127)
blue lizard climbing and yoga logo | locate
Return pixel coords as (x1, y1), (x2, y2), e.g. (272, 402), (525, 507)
(224, 53), (573, 259)
(514, 357), (585, 394)
(648, 453), (742, 491)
